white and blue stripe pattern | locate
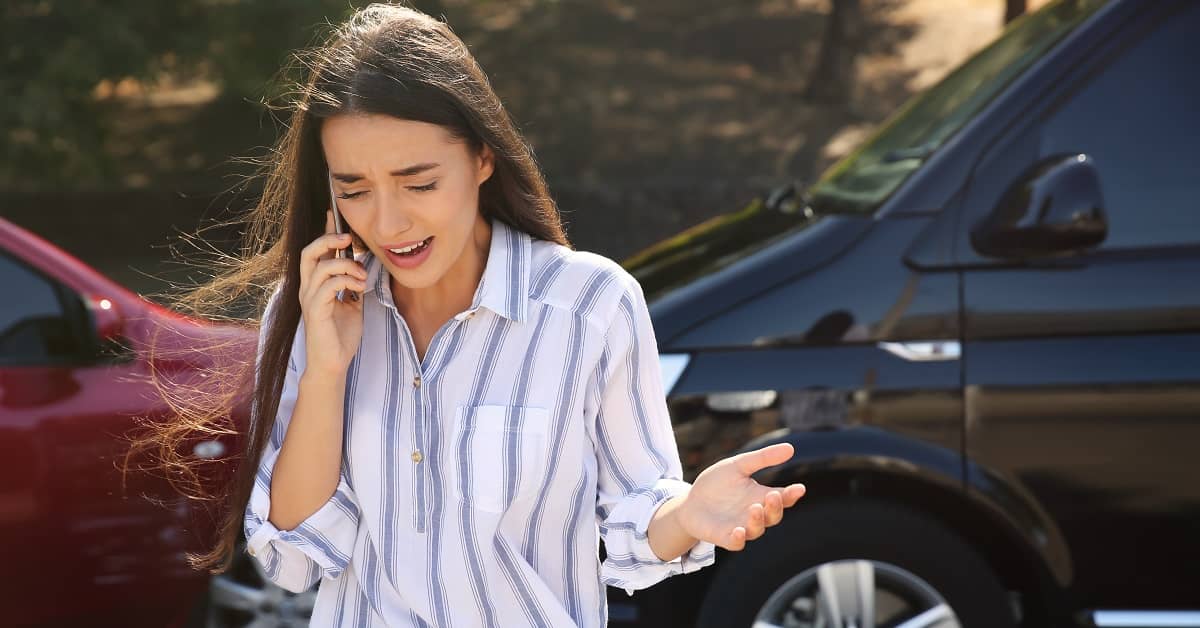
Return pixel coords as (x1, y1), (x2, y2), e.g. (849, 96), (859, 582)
(244, 217), (716, 626)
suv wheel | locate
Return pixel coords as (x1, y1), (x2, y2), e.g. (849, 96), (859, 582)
(696, 499), (1019, 628)
(753, 559), (959, 627)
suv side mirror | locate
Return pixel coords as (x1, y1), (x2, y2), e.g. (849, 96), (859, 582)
(970, 153), (1107, 258)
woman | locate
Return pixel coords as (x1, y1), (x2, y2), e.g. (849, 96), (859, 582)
(139, 3), (805, 626)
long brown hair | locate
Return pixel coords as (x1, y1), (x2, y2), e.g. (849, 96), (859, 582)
(123, 1), (571, 575)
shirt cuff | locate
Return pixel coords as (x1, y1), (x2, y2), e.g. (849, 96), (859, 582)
(244, 448), (360, 580)
(599, 478), (717, 596)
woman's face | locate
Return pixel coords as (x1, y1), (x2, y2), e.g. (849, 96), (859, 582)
(320, 113), (494, 291)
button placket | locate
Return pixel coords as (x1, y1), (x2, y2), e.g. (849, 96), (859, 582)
(390, 312), (429, 532)
(410, 356), (428, 532)
(392, 306), (472, 533)
(410, 381), (423, 461)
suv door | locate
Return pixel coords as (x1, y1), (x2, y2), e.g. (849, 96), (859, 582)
(953, 1), (1200, 616)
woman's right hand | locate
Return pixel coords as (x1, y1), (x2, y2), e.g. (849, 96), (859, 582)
(298, 209), (368, 377)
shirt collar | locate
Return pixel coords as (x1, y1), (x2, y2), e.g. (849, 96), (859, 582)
(360, 216), (531, 322)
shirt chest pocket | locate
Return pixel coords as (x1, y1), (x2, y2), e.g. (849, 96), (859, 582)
(450, 404), (552, 514)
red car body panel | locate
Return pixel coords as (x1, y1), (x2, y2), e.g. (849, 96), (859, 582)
(1, 218), (255, 626)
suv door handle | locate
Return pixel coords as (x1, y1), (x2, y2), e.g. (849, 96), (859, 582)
(877, 340), (961, 362)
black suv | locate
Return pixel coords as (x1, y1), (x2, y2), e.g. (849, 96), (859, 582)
(612, 0), (1200, 626)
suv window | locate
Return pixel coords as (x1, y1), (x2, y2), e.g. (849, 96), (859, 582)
(1036, 2), (1200, 249)
(804, 0), (1106, 215)
(0, 253), (88, 364)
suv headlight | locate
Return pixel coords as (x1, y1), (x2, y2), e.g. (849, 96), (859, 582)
(658, 353), (690, 396)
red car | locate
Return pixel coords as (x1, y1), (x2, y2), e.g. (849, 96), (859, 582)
(0, 217), (315, 627)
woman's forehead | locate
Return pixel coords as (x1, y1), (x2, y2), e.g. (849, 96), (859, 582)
(321, 114), (463, 171)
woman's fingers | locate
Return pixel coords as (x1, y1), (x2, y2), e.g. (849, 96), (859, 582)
(728, 526), (747, 551)
(764, 490), (784, 527)
(732, 442), (795, 476)
(300, 232), (354, 294)
(782, 483), (807, 507)
(714, 481), (807, 553)
(299, 209), (344, 278)
(321, 257), (368, 280)
(321, 273), (368, 304)
(744, 503), (766, 541)
(312, 259), (367, 305)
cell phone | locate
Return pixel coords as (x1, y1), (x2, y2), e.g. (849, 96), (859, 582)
(327, 173), (360, 303)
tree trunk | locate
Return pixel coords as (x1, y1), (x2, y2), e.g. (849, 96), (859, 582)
(1005, 0), (1028, 24)
(805, 0), (863, 103)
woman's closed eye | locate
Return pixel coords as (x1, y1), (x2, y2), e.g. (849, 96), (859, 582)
(337, 181), (438, 200)
(409, 181), (438, 192)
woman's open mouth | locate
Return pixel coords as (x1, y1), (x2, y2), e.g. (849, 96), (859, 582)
(384, 236), (434, 268)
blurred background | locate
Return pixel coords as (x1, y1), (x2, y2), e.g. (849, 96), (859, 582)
(11, 1), (1200, 627)
(3, 0), (1047, 300)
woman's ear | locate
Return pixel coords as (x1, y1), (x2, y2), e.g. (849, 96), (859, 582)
(476, 144), (495, 186)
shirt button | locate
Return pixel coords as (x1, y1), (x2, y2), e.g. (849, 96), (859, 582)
(413, 375), (421, 388)
(247, 546), (256, 557)
(411, 450), (423, 463)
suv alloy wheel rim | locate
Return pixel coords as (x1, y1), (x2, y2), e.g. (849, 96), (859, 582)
(752, 559), (960, 628)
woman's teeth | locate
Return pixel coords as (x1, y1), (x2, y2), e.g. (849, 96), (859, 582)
(389, 237), (431, 255)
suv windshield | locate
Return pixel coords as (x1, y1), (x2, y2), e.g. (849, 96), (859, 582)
(805, 0), (1106, 214)
(624, 0), (1107, 298)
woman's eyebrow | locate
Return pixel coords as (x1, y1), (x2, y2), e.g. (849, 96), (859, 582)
(331, 162), (441, 183)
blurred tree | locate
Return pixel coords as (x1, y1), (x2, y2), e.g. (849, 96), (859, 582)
(805, 0), (863, 103)
(1006, 0), (1028, 24)
(0, 0), (364, 190)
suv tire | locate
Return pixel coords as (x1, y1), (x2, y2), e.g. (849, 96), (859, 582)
(695, 498), (1019, 628)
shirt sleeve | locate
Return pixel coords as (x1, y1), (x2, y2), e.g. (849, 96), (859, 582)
(242, 283), (362, 593)
(591, 273), (716, 596)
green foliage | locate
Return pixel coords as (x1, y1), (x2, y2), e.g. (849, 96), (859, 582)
(0, 0), (364, 189)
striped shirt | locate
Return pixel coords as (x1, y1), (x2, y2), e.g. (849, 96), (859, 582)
(244, 217), (716, 627)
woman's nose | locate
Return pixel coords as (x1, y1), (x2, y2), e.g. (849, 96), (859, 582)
(372, 189), (416, 235)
